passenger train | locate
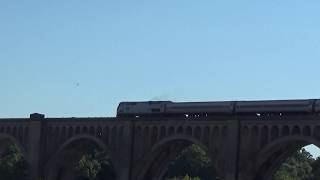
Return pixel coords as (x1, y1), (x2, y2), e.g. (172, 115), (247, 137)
(116, 99), (320, 118)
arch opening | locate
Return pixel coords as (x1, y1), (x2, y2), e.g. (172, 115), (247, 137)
(0, 135), (27, 180)
(253, 137), (320, 180)
(45, 137), (116, 180)
(139, 138), (219, 180)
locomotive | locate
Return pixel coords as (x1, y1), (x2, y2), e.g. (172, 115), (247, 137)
(116, 99), (320, 118)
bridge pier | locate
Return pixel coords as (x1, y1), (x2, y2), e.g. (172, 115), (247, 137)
(116, 167), (130, 180)
(26, 113), (44, 180)
(225, 119), (240, 180)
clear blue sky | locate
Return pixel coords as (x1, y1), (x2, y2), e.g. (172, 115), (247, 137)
(1, 0), (320, 154)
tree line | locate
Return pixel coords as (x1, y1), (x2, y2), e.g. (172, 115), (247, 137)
(1, 144), (320, 180)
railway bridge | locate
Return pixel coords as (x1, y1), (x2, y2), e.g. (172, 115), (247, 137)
(1, 110), (320, 180)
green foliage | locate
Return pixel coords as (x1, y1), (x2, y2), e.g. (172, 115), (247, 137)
(166, 144), (216, 180)
(3, 143), (320, 180)
(76, 154), (101, 180)
(75, 150), (116, 180)
(169, 175), (201, 180)
(311, 157), (320, 180)
(273, 148), (315, 180)
(0, 144), (28, 180)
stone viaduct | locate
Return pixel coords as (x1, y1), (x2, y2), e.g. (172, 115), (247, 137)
(0, 112), (320, 180)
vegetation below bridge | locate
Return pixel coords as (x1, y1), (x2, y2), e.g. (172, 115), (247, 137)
(1, 144), (320, 180)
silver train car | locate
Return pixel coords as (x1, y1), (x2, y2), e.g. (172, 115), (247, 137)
(116, 99), (320, 117)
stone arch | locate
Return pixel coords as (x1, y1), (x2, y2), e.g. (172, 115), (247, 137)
(250, 126), (260, 150)
(258, 135), (320, 157)
(82, 126), (88, 134)
(242, 126), (249, 137)
(241, 126), (250, 149)
(60, 126), (66, 143)
(103, 126), (110, 144)
(292, 125), (301, 135)
(151, 134), (209, 153)
(53, 127), (60, 148)
(160, 126), (166, 139)
(168, 126), (175, 136)
(0, 133), (26, 156)
(281, 126), (289, 136)
(143, 126), (149, 137)
(47, 127), (54, 151)
(44, 134), (117, 180)
(12, 126), (17, 137)
(177, 126), (183, 134)
(151, 126), (158, 146)
(24, 126), (29, 141)
(75, 126), (80, 134)
(143, 126), (150, 149)
(54, 126), (60, 136)
(222, 126), (228, 137)
(89, 126), (95, 135)
(270, 126), (279, 141)
(194, 126), (201, 139)
(18, 126), (23, 141)
(203, 126), (210, 146)
(135, 126), (142, 137)
(111, 126), (118, 147)
(96, 126), (102, 138)
(250, 135), (320, 180)
(260, 126), (269, 148)
(186, 126), (192, 136)
(213, 126), (220, 137)
(119, 126), (124, 140)
(51, 134), (110, 159)
(135, 134), (214, 180)
(313, 126), (320, 139)
(303, 126), (311, 136)
(251, 126), (259, 136)
(134, 126), (143, 160)
(0, 132), (28, 180)
(67, 126), (73, 138)
(6, 126), (11, 133)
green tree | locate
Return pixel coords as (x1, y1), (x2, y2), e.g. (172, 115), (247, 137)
(167, 144), (216, 180)
(311, 157), (320, 180)
(95, 151), (117, 180)
(75, 154), (101, 180)
(75, 150), (116, 180)
(169, 175), (201, 180)
(0, 144), (28, 180)
(273, 148), (314, 180)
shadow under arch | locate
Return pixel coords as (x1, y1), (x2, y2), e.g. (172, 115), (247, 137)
(0, 133), (26, 156)
(136, 134), (216, 180)
(252, 135), (320, 180)
(45, 134), (117, 180)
